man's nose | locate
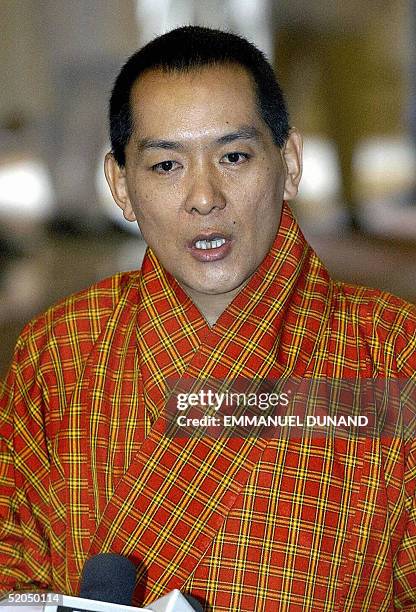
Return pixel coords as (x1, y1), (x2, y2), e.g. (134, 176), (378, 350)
(184, 166), (226, 215)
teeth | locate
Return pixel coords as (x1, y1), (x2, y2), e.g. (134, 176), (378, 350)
(195, 238), (226, 250)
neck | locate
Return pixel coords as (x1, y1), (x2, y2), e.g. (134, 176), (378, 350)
(179, 284), (243, 327)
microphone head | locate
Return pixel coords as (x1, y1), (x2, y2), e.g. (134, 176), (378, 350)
(183, 594), (204, 612)
(80, 553), (136, 605)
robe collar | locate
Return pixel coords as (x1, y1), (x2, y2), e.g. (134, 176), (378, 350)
(65, 201), (332, 599)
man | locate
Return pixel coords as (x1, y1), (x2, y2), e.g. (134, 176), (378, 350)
(0, 26), (415, 611)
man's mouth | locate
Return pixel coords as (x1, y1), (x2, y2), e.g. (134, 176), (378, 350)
(187, 232), (232, 262)
(194, 236), (227, 250)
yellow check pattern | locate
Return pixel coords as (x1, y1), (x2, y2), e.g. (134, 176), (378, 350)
(1, 202), (415, 611)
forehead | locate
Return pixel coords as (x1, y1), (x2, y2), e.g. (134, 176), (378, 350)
(129, 64), (264, 138)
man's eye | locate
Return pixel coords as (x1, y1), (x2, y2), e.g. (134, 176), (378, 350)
(151, 160), (179, 173)
(221, 152), (250, 164)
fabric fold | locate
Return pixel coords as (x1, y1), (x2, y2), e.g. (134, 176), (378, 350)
(69, 203), (336, 600)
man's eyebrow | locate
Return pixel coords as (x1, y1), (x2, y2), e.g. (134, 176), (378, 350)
(136, 138), (185, 152)
(215, 126), (261, 145)
(136, 126), (261, 152)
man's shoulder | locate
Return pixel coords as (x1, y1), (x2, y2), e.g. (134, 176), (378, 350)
(332, 281), (416, 326)
(1, 270), (143, 416)
(332, 281), (416, 373)
(16, 269), (141, 357)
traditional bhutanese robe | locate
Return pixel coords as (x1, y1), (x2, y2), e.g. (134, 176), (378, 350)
(1, 202), (415, 611)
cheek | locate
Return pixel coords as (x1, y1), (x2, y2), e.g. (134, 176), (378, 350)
(128, 175), (183, 219)
(245, 161), (283, 197)
(242, 179), (281, 221)
(128, 189), (163, 226)
(131, 197), (181, 251)
(242, 177), (283, 246)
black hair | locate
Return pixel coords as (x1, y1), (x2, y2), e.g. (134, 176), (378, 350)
(109, 25), (290, 167)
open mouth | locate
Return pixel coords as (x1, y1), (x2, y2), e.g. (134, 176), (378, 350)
(194, 237), (227, 250)
(188, 232), (232, 262)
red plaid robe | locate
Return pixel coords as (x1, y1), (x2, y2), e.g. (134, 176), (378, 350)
(1, 203), (415, 611)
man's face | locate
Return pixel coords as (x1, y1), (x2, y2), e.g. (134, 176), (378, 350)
(106, 64), (302, 302)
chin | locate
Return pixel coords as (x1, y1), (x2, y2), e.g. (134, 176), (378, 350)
(196, 277), (246, 296)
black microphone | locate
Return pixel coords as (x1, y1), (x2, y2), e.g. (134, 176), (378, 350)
(80, 553), (137, 605)
(0, 553), (202, 611)
(79, 554), (203, 611)
(44, 552), (202, 612)
(182, 594), (204, 612)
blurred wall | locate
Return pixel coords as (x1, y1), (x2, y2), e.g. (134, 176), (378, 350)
(0, 0), (139, 226)
(274, 0), (413, 216)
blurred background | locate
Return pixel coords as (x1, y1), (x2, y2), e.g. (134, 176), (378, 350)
(1, 0), (416, 377)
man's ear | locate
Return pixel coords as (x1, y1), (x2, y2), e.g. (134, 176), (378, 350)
(281, 128), (303, 201)
(104, 152), (137, 222)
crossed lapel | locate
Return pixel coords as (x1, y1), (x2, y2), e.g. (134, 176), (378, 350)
(70, 204), (331, 603)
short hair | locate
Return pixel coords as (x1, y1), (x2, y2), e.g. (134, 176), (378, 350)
(109, 25), (290, 167)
